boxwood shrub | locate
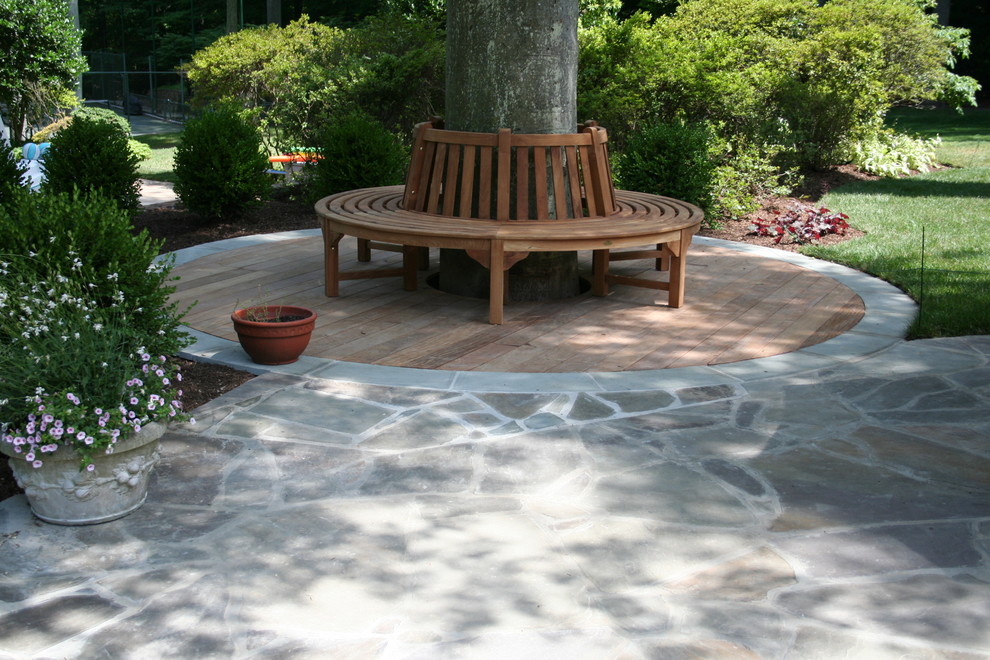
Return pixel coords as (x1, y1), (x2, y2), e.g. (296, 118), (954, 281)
(173, 106), (271, 219)
(40, 114), (142, 213)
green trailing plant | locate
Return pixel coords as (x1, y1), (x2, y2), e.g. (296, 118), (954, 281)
(173, 106), (271, 219)
(0, 190), (190, 359)
(40, 114), (142, 213)
(308, 113), (408, 202)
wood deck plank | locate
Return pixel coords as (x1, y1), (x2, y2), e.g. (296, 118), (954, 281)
(171, 240), (864, 373)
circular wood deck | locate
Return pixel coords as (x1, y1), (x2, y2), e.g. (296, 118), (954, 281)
(171, 235), (864, 373)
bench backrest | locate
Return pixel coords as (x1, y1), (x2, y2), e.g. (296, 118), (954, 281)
(402, 119), (616, 221)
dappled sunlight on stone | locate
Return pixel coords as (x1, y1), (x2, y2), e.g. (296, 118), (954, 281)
(1, 337), (988, 655)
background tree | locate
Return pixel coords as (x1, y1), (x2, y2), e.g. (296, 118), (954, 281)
(184, 12), (444, 150)
(79, 0), (391, 75)
(578, 0), (979, 218)
(0, 0), (87, 145)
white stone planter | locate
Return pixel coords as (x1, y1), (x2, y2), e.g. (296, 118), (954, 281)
(1, 422), (165, 525)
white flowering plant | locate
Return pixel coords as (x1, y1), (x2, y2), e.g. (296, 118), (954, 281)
(0, 255), (192, 471)
(0, 190), (190, 359)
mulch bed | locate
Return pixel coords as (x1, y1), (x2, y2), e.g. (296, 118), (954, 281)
(0, 168), (871, 501)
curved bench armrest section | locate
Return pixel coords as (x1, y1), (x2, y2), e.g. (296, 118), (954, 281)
(402, 118), (616, 221)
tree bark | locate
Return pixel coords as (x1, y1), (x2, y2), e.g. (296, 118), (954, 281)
(937, 0), (951, 24)
(440, 0), (582, 302)
(226, 0), (238, 34)
(267, 0), (282, 26)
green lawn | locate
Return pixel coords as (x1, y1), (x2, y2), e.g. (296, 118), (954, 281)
(133, 131), (182, 183)
(887, 106), (990, 169)
(804, 107), (990, 338)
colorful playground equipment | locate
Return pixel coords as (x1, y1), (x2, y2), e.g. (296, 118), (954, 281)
(266, 149), (322, 180)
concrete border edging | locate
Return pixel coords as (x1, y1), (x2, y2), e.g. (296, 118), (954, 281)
(172, 232), (917, 393)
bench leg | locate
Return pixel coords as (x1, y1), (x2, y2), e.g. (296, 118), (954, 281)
(592, 249), (609, 296)
(357, 238), (371, 262)
(489, 240), (505, 324)
(657, 243), (671, 272)
(323, 229), (343, 297)
(667, 233), (692, 308)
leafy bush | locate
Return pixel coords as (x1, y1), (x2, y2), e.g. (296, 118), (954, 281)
(185, 17), (345, 152)
(578, 0), (978, 170)
(72, 106), (131, 135)
(612, 119), (796, 222)
(711, 137), (800, 219)
(40, 114), (141, 212)
(0, 144), (28, 206)
(578, 12), (663, 149)
(0, 190), (189, 360)
(30, 114), (73, 143)
(340, 12), (445, 136)
(0, 187), (192, 470)
(173, 106), (271, 219)
(33, 109), (150, 163)
(850, 130), (941, 177)
(129, 139), (152, 161)
(615, 120), (716, 216)
(185, 13), (444, 151)
(308, 113), (407, 202)
(0, 258), (190, 470)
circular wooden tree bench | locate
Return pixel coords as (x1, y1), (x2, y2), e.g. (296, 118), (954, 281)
(316, 119), (703, 324)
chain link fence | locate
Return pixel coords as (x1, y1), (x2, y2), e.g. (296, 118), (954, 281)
(82, 52), (191, 122)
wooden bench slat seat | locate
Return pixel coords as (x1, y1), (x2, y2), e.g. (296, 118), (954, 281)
(319, 186), (700, 324)
(316, 119), (703, 324)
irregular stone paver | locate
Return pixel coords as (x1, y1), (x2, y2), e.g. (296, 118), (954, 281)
(775, 574), (990, 649)
(751, 447), (988, 531)
(249, 388), (395, 435)
(0, 594), (125, 654)
(362, 409), (472, 449)
(1, 336), (989, 658)
(773, 523), (984, 577)
(598, 390), (675, 413)
(594, 463), (755, 526)
(665, 546), (796, 601)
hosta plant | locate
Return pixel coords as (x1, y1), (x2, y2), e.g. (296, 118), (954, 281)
(850, 130), (941, 178)
(749, 207), (850, 245)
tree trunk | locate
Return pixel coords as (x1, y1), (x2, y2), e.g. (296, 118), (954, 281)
(267, 0), (282, 26)
(226, 0), (238, 34)
(440, 0), (581, 302)
(937, 0), (951, 24)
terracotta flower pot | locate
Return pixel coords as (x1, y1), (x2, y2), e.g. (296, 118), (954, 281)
(1, 422), (166, 525)
(230, 305), (317, 365)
